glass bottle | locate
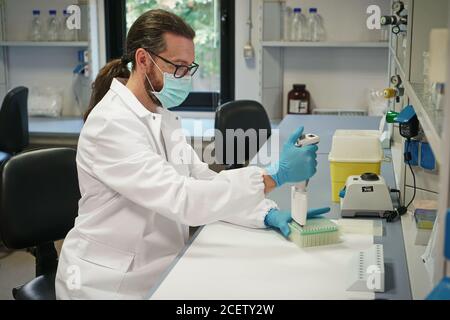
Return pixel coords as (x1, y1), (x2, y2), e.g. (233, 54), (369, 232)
(288, 84), (311, 114)
(47, 9), (59, 41)
(30, 10), (43, 41)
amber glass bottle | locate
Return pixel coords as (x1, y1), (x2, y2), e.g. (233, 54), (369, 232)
(288, 84), (310, 114)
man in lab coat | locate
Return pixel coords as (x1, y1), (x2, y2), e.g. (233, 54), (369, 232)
(55, 9), (325, 299)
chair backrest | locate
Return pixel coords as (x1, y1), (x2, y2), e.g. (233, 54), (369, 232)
(0, 87), (29, 154)
(0, 148), (80, 249)
(214, 100), (271, 167)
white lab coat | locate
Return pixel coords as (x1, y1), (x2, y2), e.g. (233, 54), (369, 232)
(55, 78), (278, 300)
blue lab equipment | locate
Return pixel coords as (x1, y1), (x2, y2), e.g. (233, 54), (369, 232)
(420, 142), (436, 171)
(394, 105), (419, 139)
(426, 209), (450, 300)
(404, 140), (419, 166)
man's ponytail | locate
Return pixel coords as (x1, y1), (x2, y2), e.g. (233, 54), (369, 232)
(84, 58), (131, 121)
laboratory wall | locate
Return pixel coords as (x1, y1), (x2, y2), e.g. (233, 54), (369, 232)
(235, 0), (259, 102)
(282, 47), (388, 111)
(387, 0), (449, 298)
(0, 0), (91, 117)
(390, 0), (446, 205)
(403, 0), (444, 206)
(235, 0), (390, 118)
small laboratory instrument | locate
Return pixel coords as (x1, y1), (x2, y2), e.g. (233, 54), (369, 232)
(386, 106), (420, 139)
(383, 87), (404, 101)
(396, 105), (419, 139)
(390, 74), (402, 87)
(347, 244), (385, 293)
(340, 173), (394, 218)
(381, 1), (407, 35)
(291, 133), (320, 226)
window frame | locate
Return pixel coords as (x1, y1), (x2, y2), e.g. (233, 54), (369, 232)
(105, 0), (127, 62)
(104, 0), (235, 112)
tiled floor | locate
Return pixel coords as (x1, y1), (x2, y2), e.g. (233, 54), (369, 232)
(0, 250), (35, 300)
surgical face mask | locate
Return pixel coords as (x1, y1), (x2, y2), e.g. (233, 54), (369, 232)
(145, 53), (192, 109)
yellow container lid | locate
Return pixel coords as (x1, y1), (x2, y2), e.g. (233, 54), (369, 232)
(328, 130), (383, 163)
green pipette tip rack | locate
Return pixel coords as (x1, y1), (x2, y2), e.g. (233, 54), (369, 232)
(288, 218), (341, 248)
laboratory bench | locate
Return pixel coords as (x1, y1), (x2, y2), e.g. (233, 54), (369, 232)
(28, 115), (215, 146)
(28, 116), (84, 146)
(28, 115), (281, 147)
(148, 115), (412, 300)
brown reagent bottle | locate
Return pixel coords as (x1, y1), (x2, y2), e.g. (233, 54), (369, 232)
(288, 84), (310, 114)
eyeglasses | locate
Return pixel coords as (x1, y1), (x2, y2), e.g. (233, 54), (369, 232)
(147, 50), (199, 79)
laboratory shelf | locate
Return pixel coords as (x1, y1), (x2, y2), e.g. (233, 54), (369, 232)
(0, 41), (89, 47)
(404, 81), (443, 164)
(261, 41), (390, 48)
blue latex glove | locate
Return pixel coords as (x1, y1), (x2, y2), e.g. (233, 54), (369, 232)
(266, 126), (318, 187)
(264, 207), (331, 237)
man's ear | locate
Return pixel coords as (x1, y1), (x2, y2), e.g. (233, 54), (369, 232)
(135, 48), (150, 72)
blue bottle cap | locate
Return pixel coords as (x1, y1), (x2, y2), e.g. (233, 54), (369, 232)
(293, 8), (301, 13)
(33, 9), (40, 15)
(309, 8), (318, 13)
(49, 9), (57, 15)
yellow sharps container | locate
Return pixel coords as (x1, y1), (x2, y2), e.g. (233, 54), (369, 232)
(328, 130), (384, 202)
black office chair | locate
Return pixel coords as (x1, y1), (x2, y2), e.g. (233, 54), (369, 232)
(0, 86), (29, 166)
(0, 87), (29, 260)
(0, 148), (80, 300)
(215, 100), (271, 169)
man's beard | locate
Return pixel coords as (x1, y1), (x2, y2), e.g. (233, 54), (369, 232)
(144, 72), (162, 106)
